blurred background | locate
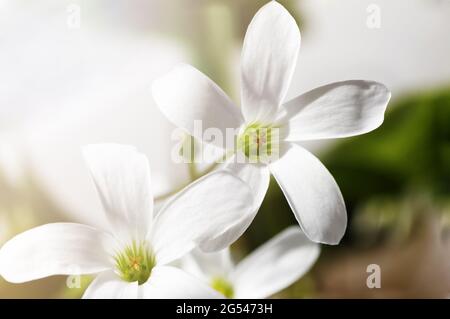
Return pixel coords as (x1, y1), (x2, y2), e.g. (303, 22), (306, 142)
(0, 0), (449, 298)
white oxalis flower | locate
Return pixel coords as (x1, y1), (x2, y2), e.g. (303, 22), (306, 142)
(152, 1), (391, 245)
(181, 226), (320, 298)
(0, 144), (254, 298)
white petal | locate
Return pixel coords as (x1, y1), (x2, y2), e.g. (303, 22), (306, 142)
(281, 81), (391, 141)
(241, 1), (300, 122)
(199, 159), (271, 252)
(142, 266), (223, 299)
(82, 271), (139, 299)
(82, 144), (153, 241)
(224, 158), (270, 211)
(0, 223), (113, 283)
(152, 64), (243, 149)
(231, 226), (320, 298)
(151, 171), (254, 265)
(182, 248), (234, 282)
(270, 145), (347, 244)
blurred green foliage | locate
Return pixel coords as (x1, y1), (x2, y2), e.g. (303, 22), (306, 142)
(325, 89), (450, 204)
(326, 88), (450, 244)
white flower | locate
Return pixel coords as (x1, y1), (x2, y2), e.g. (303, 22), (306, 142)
(0, 144), (254, 298)
(152, 1), (391, 245)
(181, 226), (320, 298)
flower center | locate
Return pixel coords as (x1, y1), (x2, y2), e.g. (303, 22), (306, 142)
(237, 123), (280, 162)
(114, 241), (155, 285)
(210, 277), (234, 298)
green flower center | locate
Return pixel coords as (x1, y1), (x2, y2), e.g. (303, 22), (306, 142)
(211, 277), (234, 298)
(114, 241), (156, 285)
(237, 123), (279, 162)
